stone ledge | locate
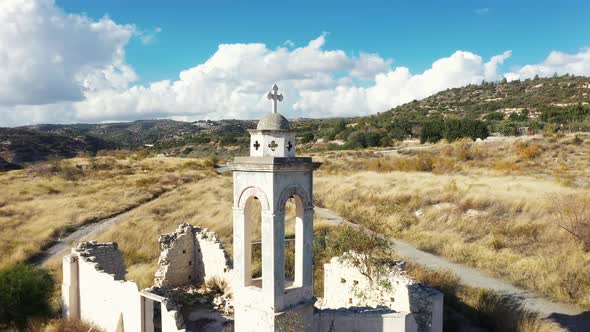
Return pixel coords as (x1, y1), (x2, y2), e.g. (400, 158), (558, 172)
(229, 157), (321, 171)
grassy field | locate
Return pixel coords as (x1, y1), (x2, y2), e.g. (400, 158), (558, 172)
(1, 135), (587, 330)
(313, 133), (590, 308)
(0, 155), (213, 269)
(35, 162), (331, 288)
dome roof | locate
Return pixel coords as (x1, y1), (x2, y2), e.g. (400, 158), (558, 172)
(256, 112), (290, 130)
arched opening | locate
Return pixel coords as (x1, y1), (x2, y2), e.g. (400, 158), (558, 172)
(244, 195), (263, 288)
(284, 196), (298, 286)
(279, 189), (308, 291)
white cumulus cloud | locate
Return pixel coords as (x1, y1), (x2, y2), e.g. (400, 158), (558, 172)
(3, 0), (590, 127)
(505, 48), (590, 81)
(0, 0), (136, 107)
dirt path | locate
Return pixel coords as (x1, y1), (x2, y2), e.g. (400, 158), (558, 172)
(30, 212), (131, 266)
(29, 190), (171, 266)
(27, 183), (588, 329)
(314, 207), (590, 331)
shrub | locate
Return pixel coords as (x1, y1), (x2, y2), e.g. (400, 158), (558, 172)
(515, 143), (542, 160)
(572, 135), (583, 145)
(328, 226), (393, 282)
(203, 156), (219, 168)
(203, 276), (231, 298)
(394, 155), (434, 172)
(550, 194), (590, 251)
(483, 112), (505, 121)
(493, 160), (520, 172)
(58, 163), (84, 181)
(420, 120), (444, 143)
(300, 132), (315, 144)
(0, 264), (54, 329)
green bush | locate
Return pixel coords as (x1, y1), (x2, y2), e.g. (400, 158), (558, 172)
(300, 132), (315, 144)
(420, 120), (444, 143)
(0, 264), (54, 329)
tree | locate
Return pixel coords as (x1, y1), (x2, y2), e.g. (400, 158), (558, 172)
(0, 264), (54, 329)
(334, 119), (347, 133)
(483, 112), (504, 121)
(328, 226), (393, 282)
(497, 120), (518, 136)
(346, 131), (367, 148)
(386, 117), (412, 141)
(420, 120), (444, 143)
(443, 119), (463, 141)
(300, 132), (314, 144)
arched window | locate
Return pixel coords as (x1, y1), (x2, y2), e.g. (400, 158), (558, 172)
(277, 186), (312, 291)
(245, 195), (263, 288)
(236, 186), (270, 289)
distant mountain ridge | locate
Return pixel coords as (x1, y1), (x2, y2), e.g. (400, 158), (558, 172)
(380, 75), (590, 119)
(0, 127), (115, 165)
(1, 75), (589, 167)
(19, 119), (256, 149)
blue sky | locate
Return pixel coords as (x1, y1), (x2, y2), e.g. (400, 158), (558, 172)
(56, 0), (590, 85)
(1, 0), (590, 125)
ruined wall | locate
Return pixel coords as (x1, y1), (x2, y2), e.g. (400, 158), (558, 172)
(314, 309), (418, 332)
(321, 254), (443, 332)
(155, 224), (197, 287)
(63, 242), (184, 332)
(155, 223), (231, 288)
(75, 241), (126, 280)
(195, 229), (231, 280)
(63, 242), (142, 331)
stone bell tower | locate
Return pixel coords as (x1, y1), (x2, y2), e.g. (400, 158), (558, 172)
(229, 85), (321, 331)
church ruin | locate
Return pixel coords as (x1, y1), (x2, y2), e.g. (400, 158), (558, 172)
(61, 85), (443, 331)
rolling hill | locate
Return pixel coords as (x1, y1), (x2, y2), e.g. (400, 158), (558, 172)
(1, 75), (589, 165)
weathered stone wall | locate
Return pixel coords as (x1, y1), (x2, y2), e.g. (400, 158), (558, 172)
(314, 309), (418, 332)
(62, 241), (185, 332)
(155, 224), (197, 287)
(196, 228), (232, 280)
(155, 223), (232, 288)
(321, 254), (443, 332)
(74, 241), (126, 280)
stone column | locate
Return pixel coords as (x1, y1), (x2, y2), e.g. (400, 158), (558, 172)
(262, 210), (285, 310)
(233, 207), (252, 287)
(62, 254), (80, 319)
(143, 297), (154, 332)
(301, 208), (314, 288)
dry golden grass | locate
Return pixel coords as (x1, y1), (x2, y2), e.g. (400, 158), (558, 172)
(2, 143), (581, 330)
(0, 156), (213, 268)
(66, 173), (334, 288)
(93, 174), (233, 287)
(405, 263), (565, 332)
(314, 134), (590, 308)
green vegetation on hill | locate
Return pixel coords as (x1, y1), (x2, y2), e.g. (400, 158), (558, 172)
(0, 128), (114, 165)
(2, 75), (590, 165)
(294, 75), (590, 149)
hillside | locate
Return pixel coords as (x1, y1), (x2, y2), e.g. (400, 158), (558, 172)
(380, 75), (590, 120)
(1, 75), (590, 165)
(294, 75), (590, 148)
(0, 128), (114, 164)
(23, 119), (256, 150)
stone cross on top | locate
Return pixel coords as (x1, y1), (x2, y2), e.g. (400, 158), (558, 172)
(266, 84), (283, 113)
